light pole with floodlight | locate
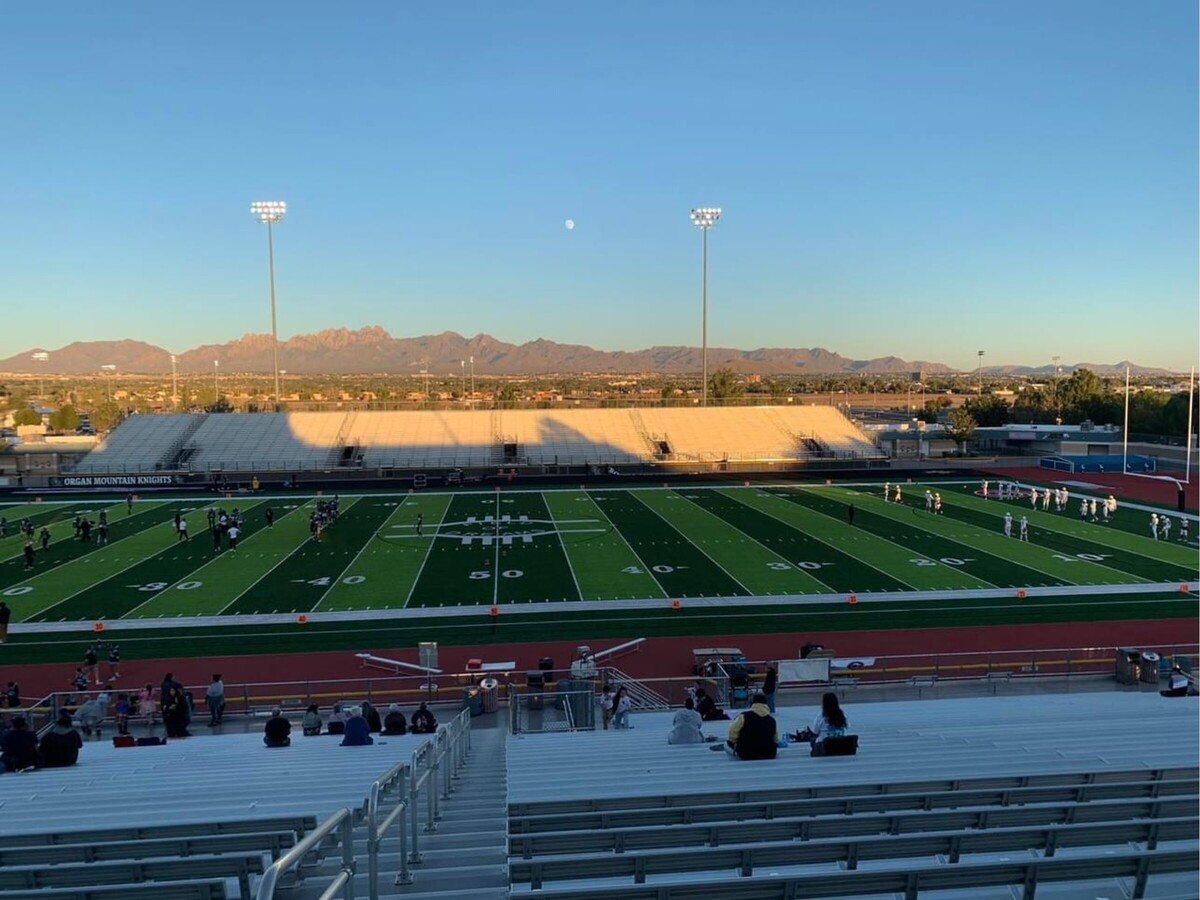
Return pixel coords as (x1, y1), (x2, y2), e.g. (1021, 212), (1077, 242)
(690, 207), (721, 407)
(101, 364), (116, 402)
(250, 200), (286, 409)
(32, 352), (49, 398)
(977, 350), (985, 397)
(213, 360), (219, 404)
(469, 356), (475, 407)
(170, 355), (178, 409)
(460, 360), (466, 404)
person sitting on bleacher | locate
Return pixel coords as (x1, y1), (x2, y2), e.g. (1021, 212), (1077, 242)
(382, 704), (408, 735)
(1, 716), (39, 772)
(667, 697), (705, 745)
(694, 687), (727, 722)
(361, 700), (383, 733)
(77, 692), (109, 736)
(714, 693), (778, 760)
(340, 708), (374, 746)
(327, 702), (346, 736)
(38, 710), (83, 768)
(264, 709), (292, 747)
(410, 702), (437, 734)
(302, 704), (323, 736)
(796, 692), (848, 748)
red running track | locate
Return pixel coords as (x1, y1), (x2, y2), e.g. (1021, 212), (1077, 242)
(7, 618), (1196, 702)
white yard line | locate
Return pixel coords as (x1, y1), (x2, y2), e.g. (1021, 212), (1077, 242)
(403, 496), (453, 608)
(627, 490), (753, 597)
(492, 492), (501, 605)
(539, 493), (585, 602)
(311, 498), (408, 613)
(579, 491), (670, 599)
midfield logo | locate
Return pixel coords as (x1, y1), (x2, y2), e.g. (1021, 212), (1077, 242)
(381, 515), (605, 546)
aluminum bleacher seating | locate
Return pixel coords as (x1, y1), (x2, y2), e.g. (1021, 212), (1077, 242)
(506, 691), (1199, 899)
(71, 414), (200, 473)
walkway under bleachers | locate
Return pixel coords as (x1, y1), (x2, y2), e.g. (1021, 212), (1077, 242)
(506, 690), (1199, 899)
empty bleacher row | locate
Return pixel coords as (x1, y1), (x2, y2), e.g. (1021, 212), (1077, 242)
(71, 406), (883, 473)
(506, 691), (1200, 899)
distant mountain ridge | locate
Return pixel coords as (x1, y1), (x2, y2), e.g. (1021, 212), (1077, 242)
(0, 328), (1172, 377)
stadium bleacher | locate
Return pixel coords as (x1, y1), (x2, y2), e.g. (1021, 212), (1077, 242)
(506, 690), (1199, 898)
(68, 406), (883, 474)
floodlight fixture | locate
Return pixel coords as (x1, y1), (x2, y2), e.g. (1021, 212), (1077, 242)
(250, 201), (287, 224)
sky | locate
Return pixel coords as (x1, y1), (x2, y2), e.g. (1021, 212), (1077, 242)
(1, 1), (1196, 371)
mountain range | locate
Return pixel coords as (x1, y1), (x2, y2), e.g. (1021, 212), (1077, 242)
(0, 327), (1173, 377)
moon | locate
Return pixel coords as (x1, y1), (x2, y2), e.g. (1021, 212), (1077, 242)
(564, 219), (575, 230)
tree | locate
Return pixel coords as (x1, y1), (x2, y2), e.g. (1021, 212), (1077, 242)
(89, 400), (124, 432)
(945, 407), (977, 455)
(49, 404), (80, 432)
(1060, 368), (1104, 410)
(12, 407), (42, 427)
(964, 394), (1010, 427)
(917, 398), (951, 423)
(708, 368), (744, 401)
(496, 384), (520, 407)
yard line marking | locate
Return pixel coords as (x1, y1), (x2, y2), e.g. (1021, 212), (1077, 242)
(403, 496), (453, 608)
(579, 491), (671, 599)
(493, 492), (501, 605)
(124, 500), (296, 618)
(540, 493), (586, 602)
(214, 497), (363, 616)
(815, 486), (1150, 587)
(311, 497), (407, 613)
(726, 490), (922, 591)
(627, 490), (752, 595)
(672, 491), (833, 593)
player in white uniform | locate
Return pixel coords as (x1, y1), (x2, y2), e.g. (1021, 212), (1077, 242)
(981, 479), (989, 499)
(1149, 513), (1159, 540)
(1030, 488), (1039, 508)
(1089, 499), (1098, 521)
(884, 482), (891, 499)
(925, 490), (934, 512)
(1019, 516), (1029, 542)
(1180, 517), (1190, 543)
(1160, 516), (1171, 541)
(1107, 496), (1117, 520)
(1003, 512), (1013, 537)
(934, 492), (943, 514)
(1042, 490), (1051, 511)
(1080, 499), (1088, 521)
(894, 485), (903, 504)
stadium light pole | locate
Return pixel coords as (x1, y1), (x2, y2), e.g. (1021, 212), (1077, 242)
(171, 354), (178, 409)
(213, 360), (219, 403)
(460, 360), (466, 404)
(32, 352), (49, 398)
(250, 200), (286, 409)
(976, 350), (985, 397)
(469, 355), (475, 408)
(101, 364), (116, 402)
(690, 207), (721, 407)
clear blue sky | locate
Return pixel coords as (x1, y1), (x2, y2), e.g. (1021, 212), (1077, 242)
(1, 1), (1196, 370)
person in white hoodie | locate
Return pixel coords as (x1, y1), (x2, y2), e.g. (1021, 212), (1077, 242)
(667, 697), (705, 745)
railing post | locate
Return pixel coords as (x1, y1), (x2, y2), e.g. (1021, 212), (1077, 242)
(395, 797), (412, 885)
(408, 773), (422, 863)
(340, 810), (356, 900)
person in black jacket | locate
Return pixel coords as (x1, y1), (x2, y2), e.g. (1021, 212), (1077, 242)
(264, 709), (292, 747)
(762, 664), (779, 713)
(38, 711), (83, 768)
(361, 701), (382, 734)
(715, 693), (779, 760)
(410, 702), (437, 734)
(1, 716), (39, 771)
(694, 688), (727, 722)
(382, 704), (408, 735)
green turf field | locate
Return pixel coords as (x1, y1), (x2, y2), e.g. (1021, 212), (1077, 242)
(0, 483), (1195, 624)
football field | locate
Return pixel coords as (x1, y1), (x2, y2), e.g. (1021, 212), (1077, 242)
(0, 483), (1196, 624)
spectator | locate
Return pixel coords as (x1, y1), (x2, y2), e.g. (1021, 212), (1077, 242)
(264, 709), (292, 747)
(4, 681), (19, 709)
(302, 704), (323, 736)
(0, 601), (10, 644)
(340, 708), (374, 746)
(599, 685), (614, 730)
(163, 686), (190, 738)
(72, 667), (88, 703)
(667, 697), (705, 745)
(205, 674), (225, 726)
(84, 644), (100, 685)
(362, 700), (382, 734)
(714, 692), (779, 760)
(382, 704), (408, 735)
(38, 710), (83, 768)
(801, 692), (848, 747)
(138, 683), (157, 727)
(114, 694), (131, 735)
(106, 644), (121, 682)
(78, 692), (109, 736)
(411, 702), (437, 734)
(327, 702), (346, 736)
(1161, 666), (1192, 698)
(159, 672), (183, 714)
(1, 716), (38, 772)
(762, 664), (779, 713)
(694, 687), (727, 722)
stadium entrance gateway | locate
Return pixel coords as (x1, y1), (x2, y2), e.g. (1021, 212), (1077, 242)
(380, 513), (605, 547)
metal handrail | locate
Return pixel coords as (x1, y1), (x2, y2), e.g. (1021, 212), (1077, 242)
(367, 761), (410, 896)
(256, 806), (355, 900)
